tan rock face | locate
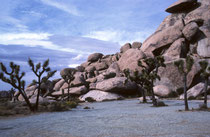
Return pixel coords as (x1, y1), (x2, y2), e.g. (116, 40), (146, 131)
(79, 90), (123, 102)
(53, 79), (65, 91)
(165, 0), (197, 13)
(120, 43), (131, 53)
(52, 85), (88, 96)
(60, 68), (76, 78)
(182, 22), (199, 41)
(132, 42), (142, 49)
(141, 21), (184, 55)
(106, 62), (121, 77)
(156, 59), (200, 92)
(179, 83), (210, 99)
(156, 13), (186, 32)
(164, 38), (187, 59)
(118, 49), (146, 72)
(85, 65), (96, 73)
(71, 72), (86, 87)
(197, 38), (210, 58)
(91, 61), (108, 71)
(153, 85), (174, 97)
(184, 2), (210, 25)
(95, 77), (138, 95)
(87, 53), (103, 63)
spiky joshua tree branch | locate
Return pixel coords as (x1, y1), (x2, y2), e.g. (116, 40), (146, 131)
(28, 58), (56, 110)
(0, 62), (34, 111)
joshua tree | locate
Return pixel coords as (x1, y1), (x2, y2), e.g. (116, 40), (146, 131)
(124, 56), (165, 106)
(174, 55), (194, 111)
(199, 60), (210, 108)
(61, 68), (76, 101)
(143, 56), (166, 106)
(28, 58), (56, 110)
(124, 67), (149, 103)
(0, 62), (34, 111)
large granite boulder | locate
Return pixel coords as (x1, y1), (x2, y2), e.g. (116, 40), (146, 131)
(182, 22), (199, 41)
(120, 43), (131, 53)
(156, 59), (200, 92)
(85, 65), (96, 73)
(91, 61), (108, 71)
(156, 13), (186, 32)
(164, 38), (187, 59)
(29, 95), (51, 104)
(101, 55), (113, 66)
(165, 0), (198, 13)
(184, 1), (210, 25)
(80, 62), (90, 68)
(95, 77), (138, 95)
(60, 72), (86, 89)
(197, 38), (210, 58)
(52, 85), (88, 96)
(76, 66), (85, 72)
(106, 62), (121, 77)
(132, 42), (142, 49)
(53, 79), (65, 91)
(71, 72), (86, 87)
(87, 53), (103, 63)
(154, 85), (176, 97)
(79, 90), (123, 102)
(179, 83), (210, 99)
(118, 49), (146, 72)
(141, 20), (184, 55)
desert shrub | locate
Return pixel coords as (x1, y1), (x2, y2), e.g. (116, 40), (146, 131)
(85, 97), (96, 102)
(48, 101), (78, 112)
(65, 101), (78, 108)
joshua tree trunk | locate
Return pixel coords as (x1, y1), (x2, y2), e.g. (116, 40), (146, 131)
(19, 89), (34, 111)
(141, 88), (147, 103)
(35, 76), (41, 110)
(151, 80), (157, 106)
(204, 78), (208, 107)
(183, 73), (189, 111)
(62, 89), (64, 101)
(67, 82), (70, 101)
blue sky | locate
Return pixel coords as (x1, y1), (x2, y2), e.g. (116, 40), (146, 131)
(0, 0), (176, 90)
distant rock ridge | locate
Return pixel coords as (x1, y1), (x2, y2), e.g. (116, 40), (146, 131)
(17, 0), (210, 102)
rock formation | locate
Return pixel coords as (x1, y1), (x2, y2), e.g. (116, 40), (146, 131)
(16, 0), (210, 102)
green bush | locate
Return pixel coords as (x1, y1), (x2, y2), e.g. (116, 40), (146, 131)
(85, 97), (96, 102)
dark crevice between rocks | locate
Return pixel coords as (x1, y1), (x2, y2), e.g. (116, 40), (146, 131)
(152, 44), (171, 57)
(189, 71), (202, 89)
(190, 29), (207, 43)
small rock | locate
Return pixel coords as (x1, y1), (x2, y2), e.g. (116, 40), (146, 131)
(87, 53), (103, 63)
(120, 43), (131, 53)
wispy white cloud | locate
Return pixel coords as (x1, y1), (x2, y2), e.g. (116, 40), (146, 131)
(0, 15), (28, 32)
(21, 11), (47, 18)
(0, 33), (90, 55)
(83, 29), (154, 45)
(72, 54), (85, 61)
(40, 0), (80, 16)
(68, 64), (80, 68)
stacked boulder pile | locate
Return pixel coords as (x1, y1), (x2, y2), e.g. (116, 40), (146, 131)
(17, 0), (210, 102)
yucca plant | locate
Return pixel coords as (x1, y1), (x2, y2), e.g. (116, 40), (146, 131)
(28, 58), (56, 110)
(174, 55), (194, 110)
(124, 68), (148, 103)
(0, 62), (34, 111)
(143, 56), (166, 106)
(199, 60), (210, 108)
(124, 55), (165, 106)
(61, 68), (76, 101)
